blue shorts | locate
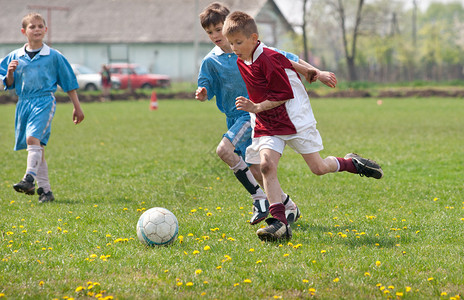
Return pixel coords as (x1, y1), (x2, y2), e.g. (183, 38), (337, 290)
(223, 114), (252, 161)
(14, 95), (56, 151)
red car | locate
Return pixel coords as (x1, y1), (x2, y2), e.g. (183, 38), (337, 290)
(108, 63), (170, 89)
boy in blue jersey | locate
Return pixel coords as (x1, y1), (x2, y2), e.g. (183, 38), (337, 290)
(195, 2), (337, 225)
(0, 13), (84, 203)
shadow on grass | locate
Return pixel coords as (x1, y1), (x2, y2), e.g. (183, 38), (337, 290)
(293, 222), (399, 248)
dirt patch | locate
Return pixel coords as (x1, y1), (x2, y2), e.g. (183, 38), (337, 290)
(0, 89), (462, 105)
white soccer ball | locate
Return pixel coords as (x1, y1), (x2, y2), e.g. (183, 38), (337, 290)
(137, 207), (179, 246)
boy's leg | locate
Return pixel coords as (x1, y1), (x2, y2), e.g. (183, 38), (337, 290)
(36, 151), (54, 203)
(13, 137), (42, 195)
(256, 148), (292, 241)
(301, 152), (383, 179)
(217, 137), (268, 224)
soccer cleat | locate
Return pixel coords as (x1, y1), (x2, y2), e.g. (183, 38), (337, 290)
(13, 174), (35, 195)
(37, 187), (55, 203)
(345, 153), (384, 179)
(250, 198), (269, 225)
(286, 205), (301, 224)
(283, 195), (301, 224)
(256, 217), (292, 241)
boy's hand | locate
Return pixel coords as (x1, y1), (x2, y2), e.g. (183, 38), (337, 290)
(235, 96), (257, 113)
(303, 67), (318, 83)
(73, 107), (85, 124)
(195, 87), (207, 101)
(5, 60), (19, 86)
(8, 60), (19, 74)
(318, 71), (337, 88)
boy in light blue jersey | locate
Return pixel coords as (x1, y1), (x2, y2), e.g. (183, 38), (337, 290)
(0, 13), (84, 203)
(195, 2), (337, 225)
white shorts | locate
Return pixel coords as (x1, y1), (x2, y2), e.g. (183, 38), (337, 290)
(245, 125), (324, 165)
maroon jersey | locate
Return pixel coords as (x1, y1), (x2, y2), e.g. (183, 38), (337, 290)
(237, 42), (300, 137)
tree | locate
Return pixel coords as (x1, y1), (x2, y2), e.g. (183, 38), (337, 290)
(333, 0), (365, 81)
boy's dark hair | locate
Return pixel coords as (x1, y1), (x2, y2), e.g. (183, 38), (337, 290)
(22, 13), (46, 29)
(223, 11), (258, 38)
(199, 2), (230, 28)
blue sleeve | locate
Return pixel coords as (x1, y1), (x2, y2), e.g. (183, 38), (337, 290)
(0, 54), (14, 90)
(268, 47), (299, 63)
(54, 51), (79, 92)
(197, 57), (216, 101)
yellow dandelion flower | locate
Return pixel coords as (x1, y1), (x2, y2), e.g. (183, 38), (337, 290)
(216, 266), (222, 269)
(333, 277), (340, 282)
(405, 286), (411, 292)
(188, 233), (194, 236)
(176, 282), (183, 286)
(256, 260), (263, 264)
(283, 253), (289, 257)
(249, 248), (255, 252)
(320, 250), (326, 254)
(427, 277), (434, 281)
(90, 254), (98, 259)
(206, 212), (212, 216)
(195, 269), (202, 275)
(375, 260), (381, 267)
(273, 296), (282, 299)
(75, 286), (84, 292)
(201, 292), (207, 296)
(233, 283), (240, 287)
(193, 250), (200, 255)
(244, 279), (252, 283)
(433, 197), (438, 201)
(186, 282), (193, 286)
(216, 207), (222, 210)
(39, 281), (44, 286)
(441, 292), (448, 296)
(0, 294), (6, 298)
(204, 245), (211, 251)
(388, 285), (395, 289)
(364, 272), (370, 277)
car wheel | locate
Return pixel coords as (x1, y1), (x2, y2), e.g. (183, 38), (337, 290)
(85, 83), (98, 91)
(141, 83), (153, 89)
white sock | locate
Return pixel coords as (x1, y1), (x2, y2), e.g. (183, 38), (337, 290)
(36, 159), (51, 193)
(282, 193), (297, 209)
(231, 157), (266, 201)
(25, 145), (43, 179)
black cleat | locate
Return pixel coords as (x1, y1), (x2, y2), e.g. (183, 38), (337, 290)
(345, 153), (384, 179)
(256, 218), (292, 241)
(250, 198), (269, 225)
(37, 187), (55, 203)
(13, 174), (35, 195)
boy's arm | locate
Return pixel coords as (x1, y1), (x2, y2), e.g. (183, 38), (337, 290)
(5, 60), (19, 87)
(67, 89), (85, 124)
(291, 61), (318, 83)
(298, 59), (337, 88)
(235, 96), (287, 114)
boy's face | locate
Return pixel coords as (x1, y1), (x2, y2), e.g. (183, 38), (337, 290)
(204, 23), (229, 50)
(225, 32), (258, 62)
(21, 18), (47, 45)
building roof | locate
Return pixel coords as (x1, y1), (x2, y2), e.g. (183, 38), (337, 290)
(0, 0), (292, 44)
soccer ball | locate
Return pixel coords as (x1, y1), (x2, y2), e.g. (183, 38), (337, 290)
(137, 207), (179, 246)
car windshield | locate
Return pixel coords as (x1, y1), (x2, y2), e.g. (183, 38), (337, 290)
(134, 66), (149, 75)
(76, 65), (96, 74)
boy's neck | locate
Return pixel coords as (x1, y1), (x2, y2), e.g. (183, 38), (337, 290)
(220, 44), (233, 54)
(26, 41), (44, 51)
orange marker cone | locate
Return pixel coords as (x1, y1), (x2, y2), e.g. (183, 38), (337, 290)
(150, 91), (158, 110)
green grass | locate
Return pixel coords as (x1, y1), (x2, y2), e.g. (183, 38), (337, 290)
(1, 97), (463, 299)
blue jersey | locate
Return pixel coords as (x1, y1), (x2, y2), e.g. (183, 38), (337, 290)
(0, 44), (78, 99)
(197, 45), (299, 118)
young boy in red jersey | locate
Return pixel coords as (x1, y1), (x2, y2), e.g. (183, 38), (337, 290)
(223, 11), (383, 241)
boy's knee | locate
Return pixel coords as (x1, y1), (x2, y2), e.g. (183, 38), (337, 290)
(216, 143), (228, 159)
(260, 160), (276, 176)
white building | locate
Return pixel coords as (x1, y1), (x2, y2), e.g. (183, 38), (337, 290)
(0, 0), (296, 82)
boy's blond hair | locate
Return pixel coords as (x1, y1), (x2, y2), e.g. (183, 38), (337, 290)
(223, 11), (258, 38)
(199, 2), (230, 29)
(22, 13), (46, 29)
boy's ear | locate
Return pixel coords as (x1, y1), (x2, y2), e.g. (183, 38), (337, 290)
(251, 33), (259, 42)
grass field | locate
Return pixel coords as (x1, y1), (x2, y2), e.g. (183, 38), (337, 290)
(0, 97), (463, 299)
